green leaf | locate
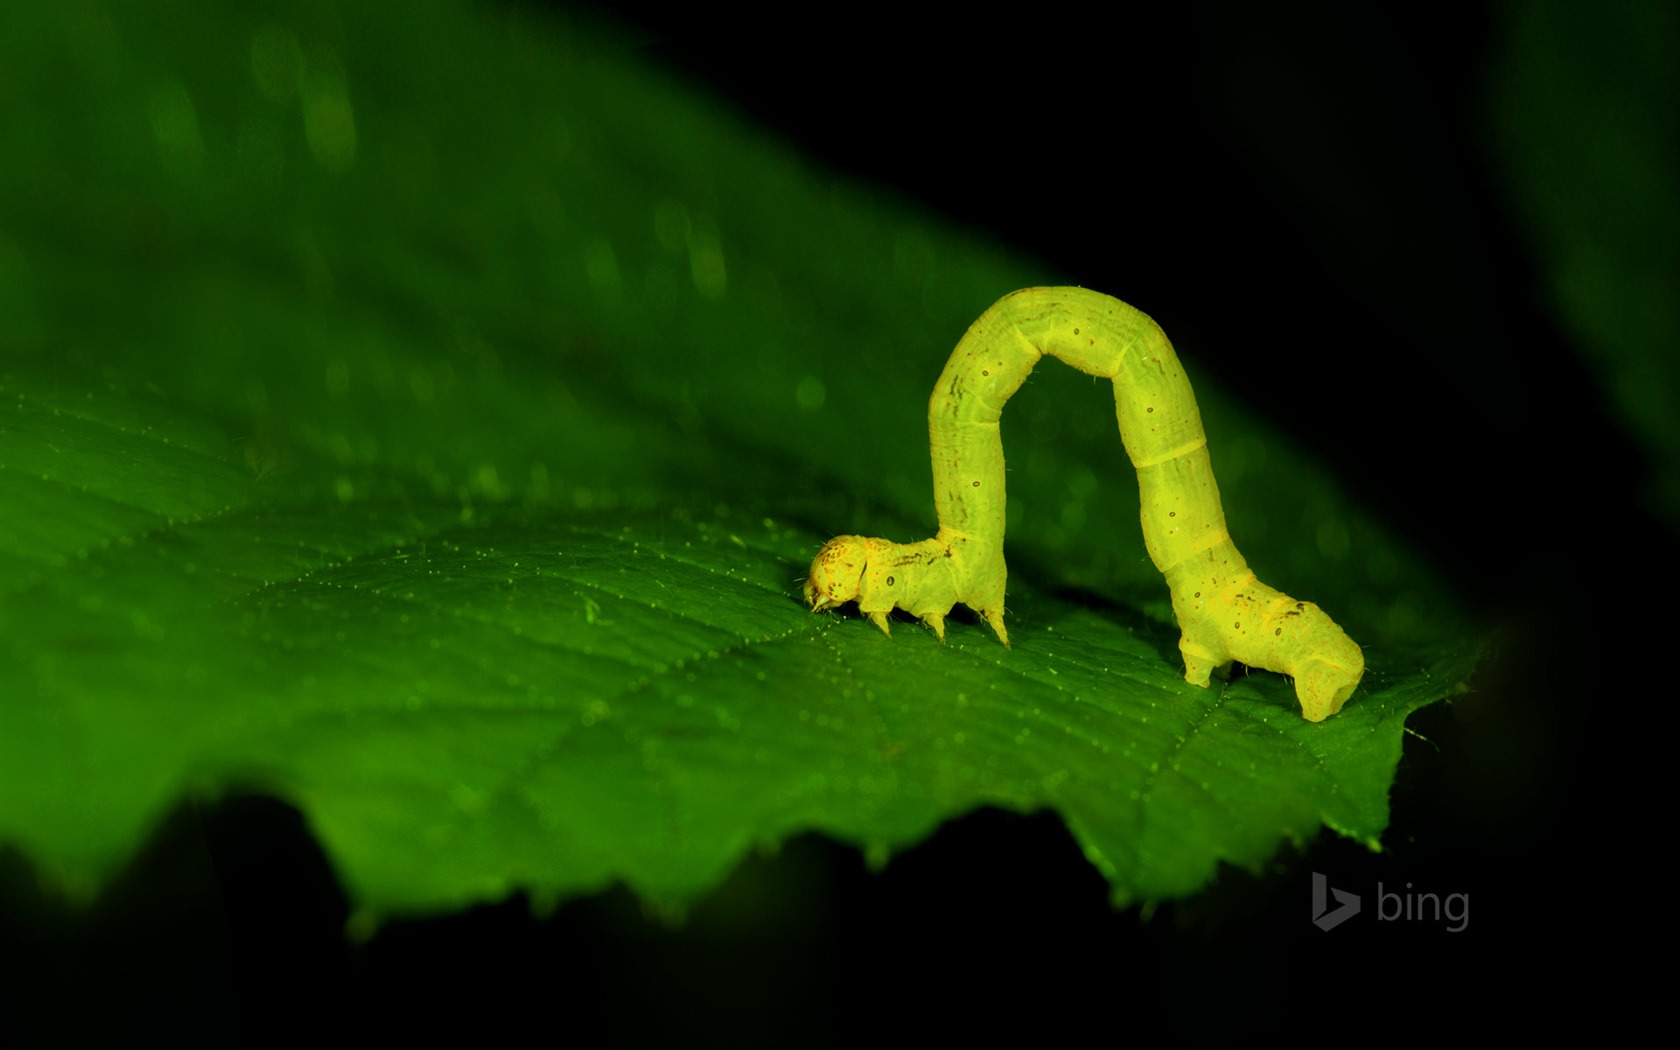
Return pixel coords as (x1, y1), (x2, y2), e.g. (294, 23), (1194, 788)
(0, 0), (1480, 917)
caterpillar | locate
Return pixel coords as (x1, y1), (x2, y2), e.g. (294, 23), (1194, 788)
(804, 287), (1364, 722)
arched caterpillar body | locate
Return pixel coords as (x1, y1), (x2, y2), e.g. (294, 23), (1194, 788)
(804, 287), (1364, 722)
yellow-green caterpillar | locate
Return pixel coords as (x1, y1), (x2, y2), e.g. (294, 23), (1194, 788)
(804, 287), (1363, 722)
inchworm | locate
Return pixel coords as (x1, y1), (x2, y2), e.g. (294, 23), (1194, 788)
(804, 287), (1364, 721)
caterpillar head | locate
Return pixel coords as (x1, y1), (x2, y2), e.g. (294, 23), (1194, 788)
(1288, 613), (1365, 722)
(804, 535), (870, 612)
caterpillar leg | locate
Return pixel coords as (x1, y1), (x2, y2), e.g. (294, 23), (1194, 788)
(1178, 638), (1221, 689)
(1286, 642), (1364, 723)
(867, 609), (952, 642)
(977, 607), (1010, 648)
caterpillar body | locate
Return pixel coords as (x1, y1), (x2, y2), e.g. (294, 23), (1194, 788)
(804, 287), (1364, 722)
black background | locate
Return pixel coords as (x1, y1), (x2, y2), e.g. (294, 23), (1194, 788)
(5, 1), (1654, 1041)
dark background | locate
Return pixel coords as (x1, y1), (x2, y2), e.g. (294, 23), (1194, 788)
(6, 1), (1660, 1041)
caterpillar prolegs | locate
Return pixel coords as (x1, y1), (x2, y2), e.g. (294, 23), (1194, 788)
(804, 287), (1364, 722)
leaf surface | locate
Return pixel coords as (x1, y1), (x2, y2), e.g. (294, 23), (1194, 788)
(0, 0), (1479, 915)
